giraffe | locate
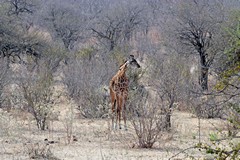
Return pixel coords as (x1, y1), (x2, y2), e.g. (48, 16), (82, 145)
(109, 55), (140, 130)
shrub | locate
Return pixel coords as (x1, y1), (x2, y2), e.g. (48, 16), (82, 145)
(24, 142), (60, 160)
(128, 85), (170, 148)
(63, 51), (115, 118)
(18, 63), (54, 130)
(130, 105), (168, 148)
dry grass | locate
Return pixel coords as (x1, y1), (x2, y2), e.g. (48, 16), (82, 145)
(0, 78), (234, 160)
(0, 105), (231, 160)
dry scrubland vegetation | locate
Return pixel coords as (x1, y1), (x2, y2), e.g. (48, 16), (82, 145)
(0, 0), (240, 159)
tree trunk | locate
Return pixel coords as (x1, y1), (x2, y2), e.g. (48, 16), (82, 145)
(110, 40), (115, 51)
(199, 50), (209, 91)
(166, 112), (171, 129)
(199, 67), (208, 91)
(166, 96), (174, 130)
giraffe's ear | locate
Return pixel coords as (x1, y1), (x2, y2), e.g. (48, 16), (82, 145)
(128, 55), (134, 61)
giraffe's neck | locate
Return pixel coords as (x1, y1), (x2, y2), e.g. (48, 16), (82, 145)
(118, 62), (128, 76)
(112, 62), (129, 94)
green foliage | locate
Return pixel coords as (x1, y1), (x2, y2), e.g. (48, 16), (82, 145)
(215, 62), (240, 91)
(209, 133), (218, 142)
(196, 141), (240, 159)
(227, 103), (240, 137)
(75, 47), (95, 60)
(215, 11), (240, 91)
(202, 11), (240, 159)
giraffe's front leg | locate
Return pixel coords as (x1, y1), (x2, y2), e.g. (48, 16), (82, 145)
(110, 90), (117, 130)
(123, 96), (128, 131)
(111, 99), (117, 129)
(115, 95), (121, 130)
(117, 96), (123, 130)
(123, 109), (127, 131)
(112, 107), (116, 130)
(115, 107), (118, 130)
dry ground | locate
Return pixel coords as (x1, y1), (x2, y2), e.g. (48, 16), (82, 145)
(0, 106), (232, 160)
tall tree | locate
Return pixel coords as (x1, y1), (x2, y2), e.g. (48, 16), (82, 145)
(169, 0), (226, 91)
(41, 2), (90, 51)
(0, 1), (45, 63)
(91, 4), (143, 52)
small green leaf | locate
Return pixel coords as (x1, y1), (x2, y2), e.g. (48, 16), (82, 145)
(209, 133), (218, 141)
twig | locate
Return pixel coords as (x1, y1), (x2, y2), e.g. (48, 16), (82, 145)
(198, 117), (201, 144)
(215, 136), (240, 142)
(168, 146), (196, 160)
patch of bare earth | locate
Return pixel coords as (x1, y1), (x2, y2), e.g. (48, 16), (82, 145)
(0, 100), (230, 160)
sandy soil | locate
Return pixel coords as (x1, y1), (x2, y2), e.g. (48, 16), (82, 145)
(0, 106), (231, 160)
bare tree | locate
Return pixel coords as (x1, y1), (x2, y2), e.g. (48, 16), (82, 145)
(15, 42), (63, 130)
(5, 0), (35, 16)
(151, 53), (187, 128)
(0, 4), (47, 64)
(41, 2), (90, 51)
(167, 0), (226, 91)
(91, 4), (143, 51)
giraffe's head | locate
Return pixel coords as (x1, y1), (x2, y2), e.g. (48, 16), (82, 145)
(119, 55), (140, 72)
(127, 55), (141, 68)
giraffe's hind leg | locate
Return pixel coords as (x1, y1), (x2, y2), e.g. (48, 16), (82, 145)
(111, 100), (116, 130)
(116, 95), (122, 129)
(123, 107), (127, 131)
